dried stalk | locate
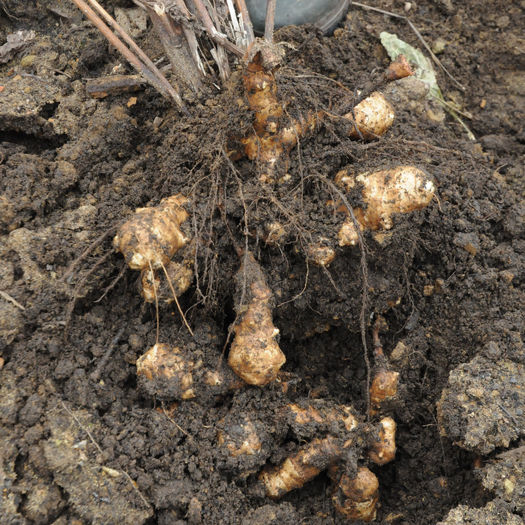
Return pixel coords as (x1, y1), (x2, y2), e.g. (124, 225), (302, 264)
(141, 3), (203, 93)
(70, 0), (184, 107)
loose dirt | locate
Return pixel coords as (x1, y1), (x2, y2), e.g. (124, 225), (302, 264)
(1, 1), (523, 524)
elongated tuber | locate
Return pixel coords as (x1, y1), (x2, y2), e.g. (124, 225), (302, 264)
(334, 166), (435, 246)
(285, 402), (358, 436)
(368, 417), (396, 465)
(260, 436), (343, 499)
(369, 317), (400, 416)
(330, 466), (379, 522)
(114, 194), (189, 270)
(137, 342), (241, 401)
(228, 251), (286, 385)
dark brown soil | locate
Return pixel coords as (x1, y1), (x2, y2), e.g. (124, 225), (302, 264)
(1, 1), (523, 524)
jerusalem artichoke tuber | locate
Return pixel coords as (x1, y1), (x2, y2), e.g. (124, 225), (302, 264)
(344, 91), (395, 140)
(228, 251), (286, 385)
(136, 342), (241, 401)
(368, 417), (396, 465)
(260, 436), (344, 499)
(114, 194), (189, 270)
(334, 166), (435, 246)
(140, 257), (194, 303)
(330, 466), (379, 522)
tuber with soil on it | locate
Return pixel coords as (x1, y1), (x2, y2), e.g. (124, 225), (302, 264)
(217, 398), (396, 521)
(113, 194), (189, 270)
(136, 341), (242, 402)
(334, 166), (436, 246)
(329, 465), (380, 522)
(369, 316), (400, 416)
(227, 251), (286, 386)
(113, 194), (194, 332)
(235, 45), (396, 183)
(140, 255), (194, 304)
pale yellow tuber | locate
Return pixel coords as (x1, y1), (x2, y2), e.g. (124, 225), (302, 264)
(335, 166), (436, 246)
(285, 402), (358, 434)
(228, 252), (286, 385)
(345, 91), (395, 140)
(140, 258), (193, 303)
(113, 194), (189, 270)
(330, 466), (379, 522)
(368, 416), (397, 465)
(260, 436), (343, 499)
(234, 47), (394, 183)
(370, 369), (400, 416)
(136, 343), (241, 401)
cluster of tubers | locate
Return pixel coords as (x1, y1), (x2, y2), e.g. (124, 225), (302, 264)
(218, 400), (397, 522)
(234, 45), (397, 183)
(106, 48), (438, 522)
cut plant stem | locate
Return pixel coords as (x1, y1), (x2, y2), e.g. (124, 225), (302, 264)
(235, 0), (255, 44)
(145, 5), (203, 94)
(264, 0), (277, 42)
(70, 0), (184, 107)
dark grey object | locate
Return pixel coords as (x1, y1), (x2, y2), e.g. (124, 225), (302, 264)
(245, 0), (350, 35)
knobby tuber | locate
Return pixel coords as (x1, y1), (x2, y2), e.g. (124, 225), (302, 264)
(368, 417), (396, 465)
(140, 255), (194, 304)
(228, 251), (286, 385)
(370, 317), (400, 416)
(114, 194), (189, 270)
(234, 45), (396, 183)
(330, 466), (380, 522)
(285, 402), (358, 436)
(217, 399), (395, 521)
(136, 342), (241, 401)
(260, 436), (345, 499)
(334, 166), (436, 246)
(113, 194), (194, 332)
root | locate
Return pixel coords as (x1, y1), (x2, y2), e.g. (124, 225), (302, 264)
(160, 261), (194, 337)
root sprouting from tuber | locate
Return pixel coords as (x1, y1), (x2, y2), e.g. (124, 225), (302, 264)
(228, 251), (286, 385)
(370, 316), (400, 416)
(334, 166), (436, 246)
(234, 44), (396, 183)
(140, 257), (194, 304)
(113, 194), (194, 333)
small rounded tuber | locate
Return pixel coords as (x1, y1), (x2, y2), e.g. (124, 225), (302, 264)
(217, 419), (263, 458)
(137, 343), (196, 400)
(345, 92), (395, 140)
(335, 166), (435, 246)
(370, 369), (400, 416)
(228, 252), (286, 385)
(368, 417), (397, 465)
(330, 466), (379, 522)
(306, 239), (336, 267)
(114, 194), (189, 270)
(140, 258), (193, 303)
